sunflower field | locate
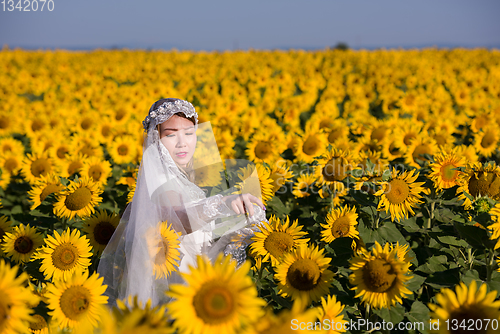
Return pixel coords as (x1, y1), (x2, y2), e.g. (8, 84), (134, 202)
(1, 47), (500, 333)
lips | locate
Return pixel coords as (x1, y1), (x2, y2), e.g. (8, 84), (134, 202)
(176, 152), (188, 158)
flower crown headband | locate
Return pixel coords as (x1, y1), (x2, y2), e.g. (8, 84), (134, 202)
(142, 99), (198, 131)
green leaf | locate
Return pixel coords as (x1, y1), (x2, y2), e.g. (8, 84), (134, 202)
(406, 301), (430, 327)
(454, 222), (488, 250)
(377, 222), (407, 244)
(426, 268), (461, 289)
(436, 235), (469, 248)
(406, 273), (427, 292)
(373, 303), (405, 324)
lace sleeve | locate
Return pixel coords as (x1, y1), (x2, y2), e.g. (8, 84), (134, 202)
(199, 194), (233, 220)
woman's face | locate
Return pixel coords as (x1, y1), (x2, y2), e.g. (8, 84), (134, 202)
(159, 115), (197, 167)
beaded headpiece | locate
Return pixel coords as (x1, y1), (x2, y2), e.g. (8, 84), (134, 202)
(142, 98), (198, 131)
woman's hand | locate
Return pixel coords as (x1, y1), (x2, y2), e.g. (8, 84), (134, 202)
(223, 193), (265, 217)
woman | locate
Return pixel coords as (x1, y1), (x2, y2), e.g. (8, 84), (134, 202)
(97, 98), (267, 307)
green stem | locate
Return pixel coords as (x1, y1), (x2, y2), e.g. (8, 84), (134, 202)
(365, 303), (370, 319)
(426, 200), (435, 230)
(487, 249), (495, 282)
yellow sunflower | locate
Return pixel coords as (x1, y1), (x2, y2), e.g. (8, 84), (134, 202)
(474, 125), (499, 158)
(28, 173), (65, 210)
(274, 244), (335, 305)
(80, 156), (112, 186)
(234, 164), (274, 205)
(145, 220), (181, 279)
(317, 295), (348, 334)
(428, 280), (500, 334)
(0, 215), (13, 256)
(488, 204), (500, 250)
(456, 162), (500, 210)
(242, 300), (319, 334)
(2, 224), (44, 264)
(194, 163), (224, 188)
(246, 133), (281, 163)
(250, 215), (309, 266)
(20, 152), (58, 184)
(374, 168), (425, 222)
(320, 205), (359, 243)
(28, 314), (49, 334)
(404, 135), (437, 168)
(108, 135), (138, 165)
(429, 150), (466, 191)
(0, 259), (37, 334)
(167, 253), (265, 334)
(269, 161), (294, 193)
(114, 295), (173, 333)
(292, 173), (316, 198)
(315, 148), (354, 194)
(295, 131), (328, 164)
(0, 153), (23, 176)
(33, 228), (93, 281)
(56, 153), (86, 178)
(46, 270), (108, 329)
(349, 241), (413, 309)
(82, 209), (120, 256)
(53, 176), (103, 220)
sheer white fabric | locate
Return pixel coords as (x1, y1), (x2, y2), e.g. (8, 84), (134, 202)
(97, 99), (267, 307)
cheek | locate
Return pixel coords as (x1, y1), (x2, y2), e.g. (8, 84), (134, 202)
(160, 137), (175, 154)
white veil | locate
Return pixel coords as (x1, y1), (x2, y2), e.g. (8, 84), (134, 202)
(97, 99), (267, 307)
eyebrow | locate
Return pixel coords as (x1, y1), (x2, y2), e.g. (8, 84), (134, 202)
(162, 126), (195, 131)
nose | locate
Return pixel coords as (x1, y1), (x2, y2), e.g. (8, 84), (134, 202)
(175, 133), (187, 147)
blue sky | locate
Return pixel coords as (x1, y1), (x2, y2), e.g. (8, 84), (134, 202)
(1, 0), (499, 50)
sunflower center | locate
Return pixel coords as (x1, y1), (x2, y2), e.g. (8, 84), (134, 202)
(468, 172), (500, 199)
(193, 281), (234, 324)
(32, 120), (45, 132)
(302, 136), (320, 156)
(14, 236), (34, 254)
(0, 302), (8, 328)
(371, 126), (387, 141)
(286, 258), (321, 291)
(40, 184), (64, 202)
(362, 259), (397, 293)
(412, 144), (431, 162)
(68, 161), (83, 176)
(403, 133), (416, 146)
(94, 222), (115, 245)
(440, 163), (459, 182)
(51, 243), (78, 270)
(386, 179), (410, 205)
(57, 147), (69, 159)
(264, 231), (294, 260)
(255, 142), (272, 160)
(118, 144), (129, 156)
(59, 286), (91, 320)
(81, 118), (93, 130)
(4, 157), (19, 173)
(29, 314), (48, 331)
(65, 187), (92, 211)
(0, 115), (9, 129)
(328, 128), (343, 143)
(330, 216), (351, 238)
(88, 166), (103, 181)
(449, 308), (488, 334)
(322, 158), (348, 182)
(481, 130), (496, 148)
(30, 158), (51, 177)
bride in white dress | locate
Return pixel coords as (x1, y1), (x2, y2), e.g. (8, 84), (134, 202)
(97, 98), (267, 307)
